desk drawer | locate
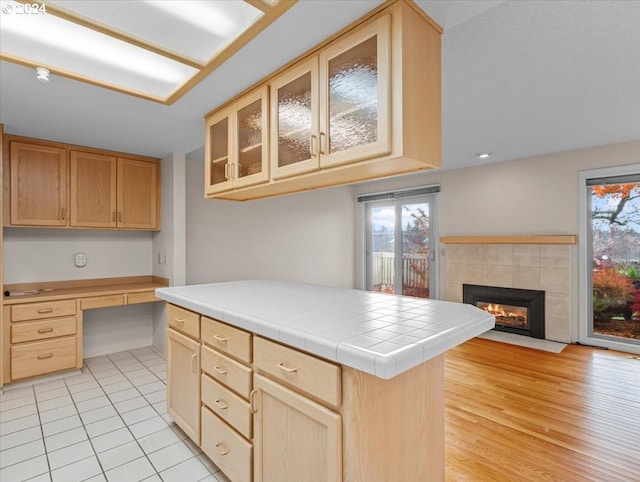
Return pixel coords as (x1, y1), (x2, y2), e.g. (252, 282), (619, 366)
(201, 345), (252, 399)
(253, 337), (341, 407)
(127, 291), (159, 305)
(11, 300), (77, 322)
(11, 337), (77, 380)
(202, 373), (252, 439)
(202, 317), (251, 363)
(81, 295), (125, 310)
(167, 304), (200, 339)
(201, 407), (252, 482)
(11, 317), (77, 343)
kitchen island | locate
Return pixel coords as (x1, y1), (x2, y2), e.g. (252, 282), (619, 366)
(156, 280), (494, 482)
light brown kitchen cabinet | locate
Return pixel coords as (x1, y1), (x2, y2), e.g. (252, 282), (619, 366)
(253, 373), (342, 482)
(205, 0), (441, 201)
(4, 134), (160, 230)
(167, 327), (201, 444)
(70, 150), (117, 228)
(2, 300), (82, 383)
(9, 140), (68, 226)
(117, 157), (159, 229)
(205, 86), (269, 195)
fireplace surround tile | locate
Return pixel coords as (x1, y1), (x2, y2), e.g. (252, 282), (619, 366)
(487, 245), (513, 265)
(540, 267), (571, 294)
(487, 265), (513, 286)
(513, 266), (540, 289)
(513, 245), (540, 266)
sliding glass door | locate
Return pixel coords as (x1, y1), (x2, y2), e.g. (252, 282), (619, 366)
(582, 167), (640, 351)
(364, 192), (438, 299)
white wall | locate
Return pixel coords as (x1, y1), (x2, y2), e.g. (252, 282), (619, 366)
(185, 159), (355, 289)
(3, 228), (152, 283)
(152, 153), (187, 355)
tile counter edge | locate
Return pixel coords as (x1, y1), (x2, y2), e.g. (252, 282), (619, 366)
(155, 281), (494, 379)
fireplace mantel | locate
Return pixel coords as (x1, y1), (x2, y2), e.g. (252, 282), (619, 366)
(440, 235), (577, 245)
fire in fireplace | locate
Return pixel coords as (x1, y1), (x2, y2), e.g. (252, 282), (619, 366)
(463, 284), (545, 339)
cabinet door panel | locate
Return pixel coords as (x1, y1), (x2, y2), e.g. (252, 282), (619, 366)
(117, 158), (158, 229)
(205, 110), (233, 194)
(167, 329), (200, 444)
(70, 151), (117, 228)
(235, 87), (269, 188)
(10, 141), (68, 226)
(270, 57), (320, 179)
(254, 374), (342, 482)
(319, 14), (391, 168)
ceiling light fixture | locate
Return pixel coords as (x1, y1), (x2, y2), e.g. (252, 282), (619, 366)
(35, 66), (50, 83)
(475, 152), (492, 159)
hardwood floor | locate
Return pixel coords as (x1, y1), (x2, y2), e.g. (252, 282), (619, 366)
(444, 338), (640, 482)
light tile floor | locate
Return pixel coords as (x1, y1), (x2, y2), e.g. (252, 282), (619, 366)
(0, 347), (230, 482)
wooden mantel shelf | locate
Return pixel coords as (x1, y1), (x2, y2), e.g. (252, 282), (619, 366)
(439, 235), (577, 245)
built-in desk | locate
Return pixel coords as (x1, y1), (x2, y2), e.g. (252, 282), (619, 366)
(2, 275), (167, 384)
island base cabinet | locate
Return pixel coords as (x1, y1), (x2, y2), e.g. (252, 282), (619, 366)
(167, 328), (201, 445)
(253, 374), (342, 482)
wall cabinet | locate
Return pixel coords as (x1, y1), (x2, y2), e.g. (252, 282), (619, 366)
(204, 0), (441, 201)
(3, 135), (160, 230)
(205, 87), (269, 195)
(9, 141), (68, 226)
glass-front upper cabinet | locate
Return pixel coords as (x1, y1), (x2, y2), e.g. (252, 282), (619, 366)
(270, 57), (319, 179)
(205, 86), (269, 195)
(269, 15), (391, 179)
(319, 14), (391, 168)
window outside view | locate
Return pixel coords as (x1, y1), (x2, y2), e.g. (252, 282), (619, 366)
(369, 202), (430, 298)
(591, 182), (640, 341)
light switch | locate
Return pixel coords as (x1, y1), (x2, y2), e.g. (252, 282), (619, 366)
(74, 252), (87, 268)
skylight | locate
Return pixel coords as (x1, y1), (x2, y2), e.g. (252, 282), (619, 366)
(0, 0), (296, 104)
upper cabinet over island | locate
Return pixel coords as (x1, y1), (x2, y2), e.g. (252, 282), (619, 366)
(204, 0), (442, 201)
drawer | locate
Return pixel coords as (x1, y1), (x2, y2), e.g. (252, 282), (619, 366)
(81, 295), (125, 310)
(253, 337), (341, 407)
(201, 345), (252, 399)
(11, 317), (77, 344)
(11, 299), (76, 322)
(167, 304), (200, 339)
(11, 337), (77, 380)
(202, 317), (252, 363)
(201, 406), (252, 482)
(127, 291), (159, 305)
(202, 373), (252, 439)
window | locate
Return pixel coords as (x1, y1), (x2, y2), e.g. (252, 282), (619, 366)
(359, 186), (439, 299)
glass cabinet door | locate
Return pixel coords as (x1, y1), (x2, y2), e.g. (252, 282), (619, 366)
(235, 86), (269, 188)
(270, 57), (319, 179)
(205, 110), (233, 194)
(319, 14), (391, 168)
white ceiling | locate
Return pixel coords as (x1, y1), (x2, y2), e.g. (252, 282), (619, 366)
(1, 0), (639, 172)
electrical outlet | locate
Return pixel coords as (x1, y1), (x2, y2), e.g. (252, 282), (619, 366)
(163, 254), (168, 265)
(74, 252), (87, 268)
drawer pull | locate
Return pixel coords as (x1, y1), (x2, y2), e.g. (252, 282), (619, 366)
(214, 365), (228, 375)
(191, 354), (198, 374)
(214, 399), (229, 410)
(37, 308), (54, 314)
(277, 362), (298, 374)
(173, 317), (186, 324)
(37, 328), (54, 334)
(37, 353), (54, 360)
(213, 334), (228, 343)
(215, 442), (229, 456)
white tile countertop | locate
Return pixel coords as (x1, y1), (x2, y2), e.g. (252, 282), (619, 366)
(156, 280), (495, 379)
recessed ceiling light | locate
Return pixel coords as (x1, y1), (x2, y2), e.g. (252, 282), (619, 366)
(475, 152), (492, 159)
